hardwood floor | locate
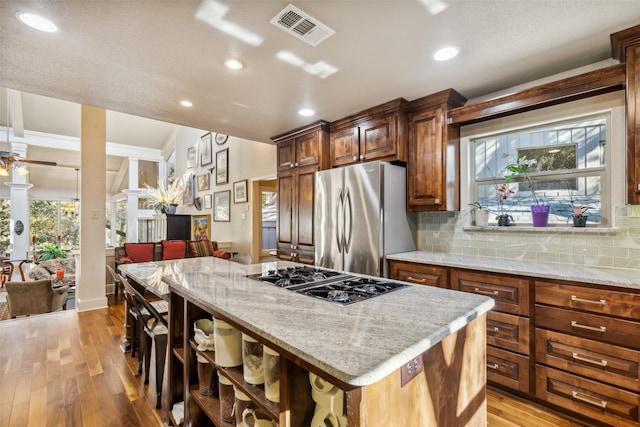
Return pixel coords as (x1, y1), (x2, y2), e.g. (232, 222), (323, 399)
(0, 297), (593, 427)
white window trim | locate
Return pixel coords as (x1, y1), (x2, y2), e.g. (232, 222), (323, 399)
(460, 91), (626, 228)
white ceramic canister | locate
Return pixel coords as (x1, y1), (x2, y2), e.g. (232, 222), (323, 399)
(263, 345), (280, 403)
(214, 318), (242, 367)
(242, 333), (264, 384)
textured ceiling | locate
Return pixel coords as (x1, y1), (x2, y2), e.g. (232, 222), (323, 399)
(0, 1), (639, 196)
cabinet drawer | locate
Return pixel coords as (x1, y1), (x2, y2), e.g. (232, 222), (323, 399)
(536, 304), (640, 350)
(536, 365), (640, 427)
(536, 329), (640, 392)
(388, 261), (448, 288)
(451, 270), (529, 316)
(536, 280), (640, 319)
(487, 346), (530, 393)
(487, 312), (530, 355)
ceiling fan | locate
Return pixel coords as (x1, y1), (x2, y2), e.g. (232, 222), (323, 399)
(1, 89), (57, 176)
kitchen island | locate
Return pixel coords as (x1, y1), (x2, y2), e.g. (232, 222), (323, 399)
(120, 257), (494, 427)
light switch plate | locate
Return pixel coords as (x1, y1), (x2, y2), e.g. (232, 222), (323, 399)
(400, 356), (423, 387)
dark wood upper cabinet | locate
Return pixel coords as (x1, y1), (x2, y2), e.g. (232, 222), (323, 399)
(611, 24), (640, 204)
(406, 89), (466, 211)
(329, 98), (409, 168)
(271, 120), (330, 264)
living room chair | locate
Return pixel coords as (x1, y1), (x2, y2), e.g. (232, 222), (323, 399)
(119, 242), (156, 264)
(120, 274), (168, 409)
(5, 279), (69, 318)
(188, 240), (231, 259)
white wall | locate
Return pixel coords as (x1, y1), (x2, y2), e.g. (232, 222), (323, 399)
(174, 127), (276, 256)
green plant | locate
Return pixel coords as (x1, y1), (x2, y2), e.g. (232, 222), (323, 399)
(38, 245), (68, 262)
(468, 201), (486, 213)
(502, 154), (542, 205)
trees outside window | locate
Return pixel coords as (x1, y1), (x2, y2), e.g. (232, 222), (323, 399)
(0, 199), (10, 254)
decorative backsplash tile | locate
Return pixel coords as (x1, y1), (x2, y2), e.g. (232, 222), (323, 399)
(417, 206), (640, 271)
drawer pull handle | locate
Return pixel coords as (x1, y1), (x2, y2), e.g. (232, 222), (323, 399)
(487, 326), (500, 334)
(572, 352), (609, 367)
(406, 276), (427, 284)
(571, 321), (606, 333)
(487, 363), (499, 370)
(571, 391), (608, 409)
(571, 295), (606, 306)
(474, 287), (499, 296)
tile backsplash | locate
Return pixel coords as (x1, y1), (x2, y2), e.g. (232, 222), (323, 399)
(417, 205), (640, 271)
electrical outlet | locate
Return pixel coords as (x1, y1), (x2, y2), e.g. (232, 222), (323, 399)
(400, 356), (423, 387)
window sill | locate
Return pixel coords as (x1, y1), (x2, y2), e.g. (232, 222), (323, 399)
(463, 225), (621, 235)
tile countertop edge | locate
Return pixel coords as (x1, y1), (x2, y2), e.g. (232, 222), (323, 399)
(161, 262), (495, 387)
(387, 252), (640, 290)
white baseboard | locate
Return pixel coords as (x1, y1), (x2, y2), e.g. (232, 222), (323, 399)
(76, 296), (108, 312)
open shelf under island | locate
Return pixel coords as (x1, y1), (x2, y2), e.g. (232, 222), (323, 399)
(119, 257), (494, 427)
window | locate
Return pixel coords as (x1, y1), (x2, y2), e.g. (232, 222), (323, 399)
(462, 91), (625, 227)
(0, 199), (10, 255)
(473, 116), (606, 225)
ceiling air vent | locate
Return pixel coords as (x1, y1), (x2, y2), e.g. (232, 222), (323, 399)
(270, 4), (335, 47)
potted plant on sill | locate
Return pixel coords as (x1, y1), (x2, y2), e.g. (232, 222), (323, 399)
(145, 178), (187, 215)
(468, 201), (489, 227)
(569, 205), (591, 227)
(37, 245), (68, 262)
(503, 154), (549, 227)
(495, 184), (516, 226)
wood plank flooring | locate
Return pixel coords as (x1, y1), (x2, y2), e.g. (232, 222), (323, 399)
(0, 297), (594, 427)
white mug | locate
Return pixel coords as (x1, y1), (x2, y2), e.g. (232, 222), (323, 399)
(242, 407), (276, 427)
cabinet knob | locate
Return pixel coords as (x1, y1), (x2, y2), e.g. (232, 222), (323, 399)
(290, 163), (295, 168)
(353, 156), (357, 161)
(294, 162), (298, 167)
(359, 155), (364, 160)
(434, 199), (440, 205)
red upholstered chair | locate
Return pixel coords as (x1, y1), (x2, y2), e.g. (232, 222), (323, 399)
(120, 243), (156, 264)
(188, 240), (231, 259)
(161, 240), (187, 261)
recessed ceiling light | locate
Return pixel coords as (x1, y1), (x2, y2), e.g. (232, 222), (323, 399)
(433, 47), (459, 61)
(16, 12), (57, 32)
(180, 100), (193, 107)
(225, 59), (244, 70)
(298, 108), (315, 117)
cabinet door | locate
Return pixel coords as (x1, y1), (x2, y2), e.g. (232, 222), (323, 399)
(407, 108), (444, 210)
(277, 170), (294, 246)
(360, 114), (398, 162)
(330, 127), (359, 167)
(166, 215), (191, 240)
(277, 140), (296, 171)
(296, 131), (322, 168)
(295, 165), (317, 250)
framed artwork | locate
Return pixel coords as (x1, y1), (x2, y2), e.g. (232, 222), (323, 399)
(192, 214), (211, 240)
(215, 133), (228, 145)
(233, 179), (248, 203)
(200, 132), (213, 166)
(204, 193), (212, 209)
(187, 146), (197, 168)
(216, 148), (229, 185)
(214, 190), (231, 222)
(182, 172), (194, 205)
(197, 173), (210, 191)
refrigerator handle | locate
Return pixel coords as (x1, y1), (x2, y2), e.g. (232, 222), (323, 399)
(344, 188), (353, 253)
(336, 189), (343, 253)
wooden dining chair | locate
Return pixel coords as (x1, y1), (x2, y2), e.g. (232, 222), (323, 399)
(120, 274), (168, 409)
(0, 261), (13, 287)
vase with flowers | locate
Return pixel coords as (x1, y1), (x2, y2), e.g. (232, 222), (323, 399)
(503, 154), (549, 227)
(145, 178), (187, 214)
(495, 184), (515, 226)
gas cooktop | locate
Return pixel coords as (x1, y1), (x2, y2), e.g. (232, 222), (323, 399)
(246, 266), (408, 305)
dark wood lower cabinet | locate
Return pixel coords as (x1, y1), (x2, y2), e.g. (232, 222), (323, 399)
(388, 259), (640, 427)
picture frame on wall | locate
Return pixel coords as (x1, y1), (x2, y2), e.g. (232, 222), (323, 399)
(182, 172), (194, 205)
(216, 148), (229, 185)
(192, 214), (211, 240)
(213, 190), (231, 222)
(197, 173), (210, 191)
(233, 179), (248, 203)
(200, 132), (213, 166)
(204, 193), (212, 210)
(187, 146), (197, 168)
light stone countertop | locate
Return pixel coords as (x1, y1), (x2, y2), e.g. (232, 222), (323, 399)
(119, 257), (494, 387)
(387, 251), (640, 290)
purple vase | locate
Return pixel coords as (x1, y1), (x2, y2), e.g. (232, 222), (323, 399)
(531, 205), (550, 227)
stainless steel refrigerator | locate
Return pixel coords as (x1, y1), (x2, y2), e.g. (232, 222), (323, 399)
(314, 161), (417, 277)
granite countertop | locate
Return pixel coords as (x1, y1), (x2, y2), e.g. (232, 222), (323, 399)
(122, 257), (494, 387)
(387, 251), (640, 290)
